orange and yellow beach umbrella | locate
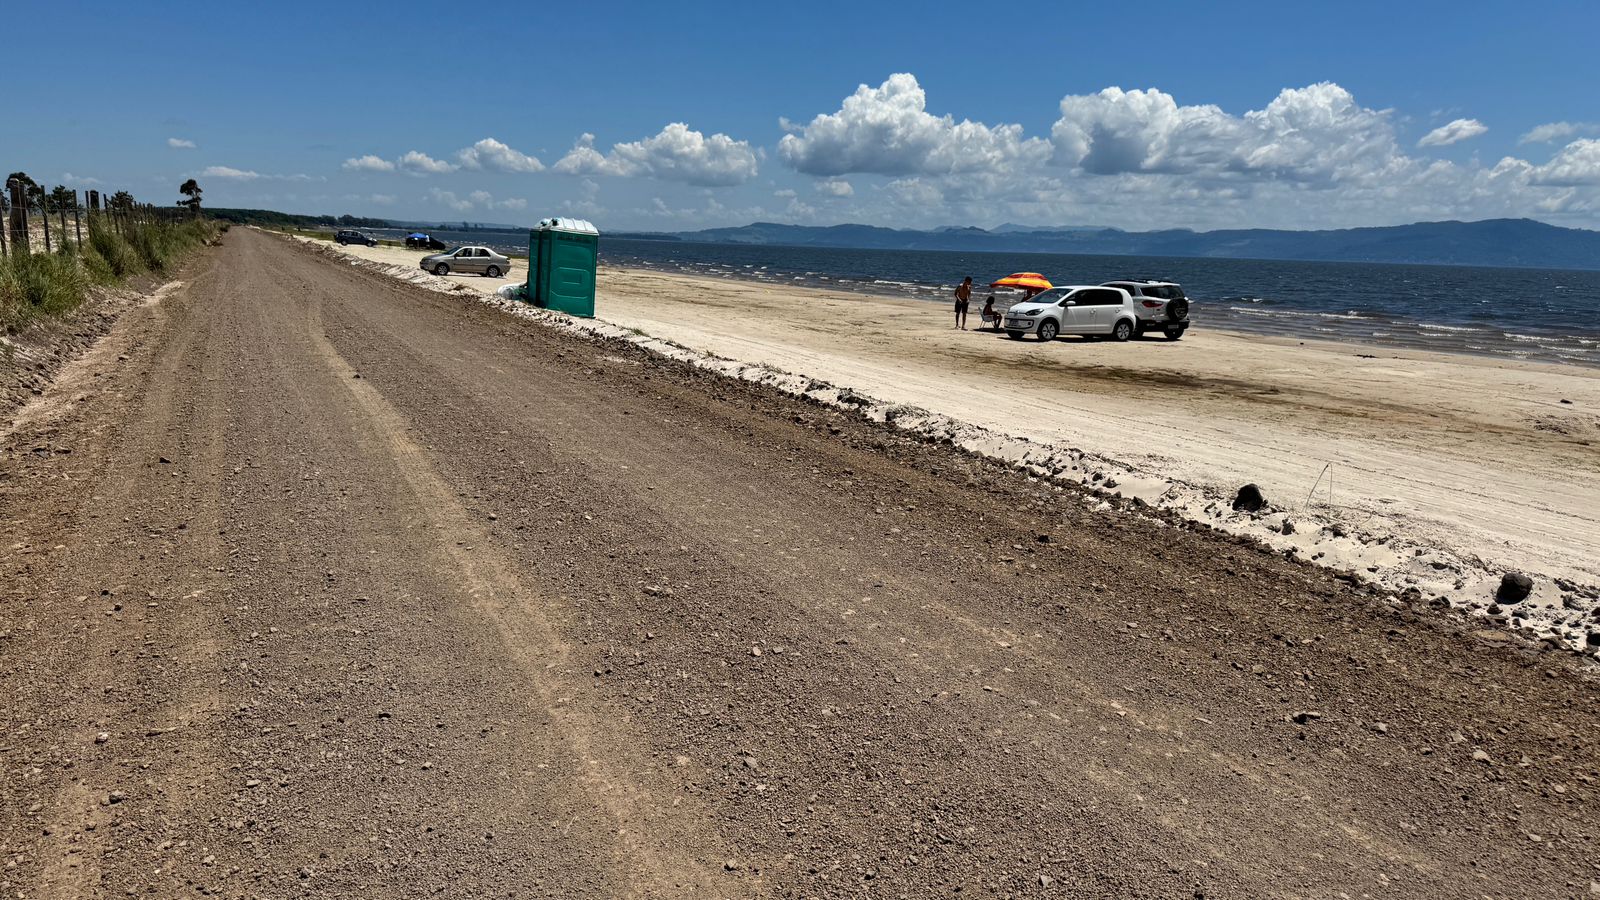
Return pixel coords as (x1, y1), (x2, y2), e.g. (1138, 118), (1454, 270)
(989, 272), (1053, 291)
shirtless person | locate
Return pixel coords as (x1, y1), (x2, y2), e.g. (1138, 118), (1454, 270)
(954, 276), (972, 330)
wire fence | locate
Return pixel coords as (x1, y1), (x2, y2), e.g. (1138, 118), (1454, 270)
(2, 182), (193, 258)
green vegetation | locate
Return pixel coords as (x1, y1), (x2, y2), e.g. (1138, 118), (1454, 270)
(2, 217), (218, 331)
(179, 179), (203, 215)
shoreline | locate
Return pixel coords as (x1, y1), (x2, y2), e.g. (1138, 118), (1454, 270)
(605, 260), (1600, 377)
(601, 255), (1600, 370)
(295, 233), (1600, 654)
(308, 227), (1600, 368)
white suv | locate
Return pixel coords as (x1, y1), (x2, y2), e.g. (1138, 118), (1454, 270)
(1101, 280), (1191, 340)
(1003, 285), (1142, 342)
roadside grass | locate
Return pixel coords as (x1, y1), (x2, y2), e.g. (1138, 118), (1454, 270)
(1, 217), (218, 332)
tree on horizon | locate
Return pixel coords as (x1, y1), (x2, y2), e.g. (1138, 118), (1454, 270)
(179, 179), (202, 215)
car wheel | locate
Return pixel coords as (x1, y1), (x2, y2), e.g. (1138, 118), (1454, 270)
(434, 264), (450, 276)
(486, 265), (501, 278)
(1112, 319), (1134, 342)
(1164, 326), (1184, 341)
(1038, 319), (1059, 342)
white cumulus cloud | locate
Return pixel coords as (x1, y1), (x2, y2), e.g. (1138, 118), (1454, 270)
(427, 187), (527, 212)
(455, 138), (544, 173)
(1051, 83), (1403, 185)
(167, 137), (196, 149)
(343, 154), (396, 173)
(554, 124), (759, 186)
(397, 151), (458, 175)
(349, 139), (542, 177)
(1523, 139), (1600, 186)
(1418, 118), (1488, 148)
(778, 73), (1048, 177)
(1519, 121), (1599, 145)
(816, 179), (854, 197)
(198, 166), (320, 182)
(759, 76), (1600, 231)
(428, 188), (472, 211)
(200, 165), (262, 180)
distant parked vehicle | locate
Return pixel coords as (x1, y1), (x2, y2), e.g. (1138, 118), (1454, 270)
(421, 246), (513, 278)
(405, 233), (447, 250)
(1003, 285), (1142, 342)
(1101, 280), (1192, 340)
(335, 229), (378, 246)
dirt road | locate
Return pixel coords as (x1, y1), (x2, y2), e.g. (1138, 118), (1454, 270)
(3, 228), (1599, 898)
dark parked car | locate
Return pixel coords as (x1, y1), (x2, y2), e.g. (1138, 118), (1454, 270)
(336, 229), (378, 246)
(405, 233), (447, 250)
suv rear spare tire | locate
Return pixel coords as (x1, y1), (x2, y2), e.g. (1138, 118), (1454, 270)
(1167, 297), (1190, 322)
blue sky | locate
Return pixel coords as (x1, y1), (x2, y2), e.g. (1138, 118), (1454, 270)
(10, 0), (1600, 231)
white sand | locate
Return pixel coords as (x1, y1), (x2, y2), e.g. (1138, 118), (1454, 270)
(308, 235), (1600, 648)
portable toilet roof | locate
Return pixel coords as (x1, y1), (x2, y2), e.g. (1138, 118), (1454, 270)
(536, 217), (599, 235)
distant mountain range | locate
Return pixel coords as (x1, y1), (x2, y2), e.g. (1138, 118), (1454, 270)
(610, 218), (1600, 270)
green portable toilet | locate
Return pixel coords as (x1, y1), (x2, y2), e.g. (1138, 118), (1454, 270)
(525, 217), (599, 318)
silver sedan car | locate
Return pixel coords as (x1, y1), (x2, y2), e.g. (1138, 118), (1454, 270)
(420, 246), (513, 278)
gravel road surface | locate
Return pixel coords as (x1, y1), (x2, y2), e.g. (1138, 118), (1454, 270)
(3, 229), (1598, 898)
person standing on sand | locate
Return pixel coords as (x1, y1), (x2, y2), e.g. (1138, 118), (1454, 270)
(954, 277), (972, 330)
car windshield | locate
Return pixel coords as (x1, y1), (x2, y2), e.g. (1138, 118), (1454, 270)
(1027, 288), (1069, 304)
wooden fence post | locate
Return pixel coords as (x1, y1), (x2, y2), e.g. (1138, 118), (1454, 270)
(41, 197), (52, 253)
(6, 182), (26, 254)
(73, 191), (83, 246)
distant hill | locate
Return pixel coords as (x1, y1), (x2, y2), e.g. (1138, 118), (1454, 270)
(207, 208), (391, 229)
(635, 218), (1600, 270)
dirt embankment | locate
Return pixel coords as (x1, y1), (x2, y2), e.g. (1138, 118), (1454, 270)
(3, 228), (1600, 898)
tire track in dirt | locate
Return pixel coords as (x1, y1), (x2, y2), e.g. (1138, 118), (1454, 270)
(297, 288), (730, 897)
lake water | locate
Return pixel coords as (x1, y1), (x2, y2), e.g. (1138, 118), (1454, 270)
(363, 227), (1600, 367)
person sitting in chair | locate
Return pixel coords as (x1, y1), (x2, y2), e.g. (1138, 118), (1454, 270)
(981, 295), (1002, 330)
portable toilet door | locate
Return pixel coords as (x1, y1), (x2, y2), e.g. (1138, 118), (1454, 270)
(527, 218), (599, 318)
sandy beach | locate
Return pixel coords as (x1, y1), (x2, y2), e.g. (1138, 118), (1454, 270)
(313, 237), (1600, 638)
